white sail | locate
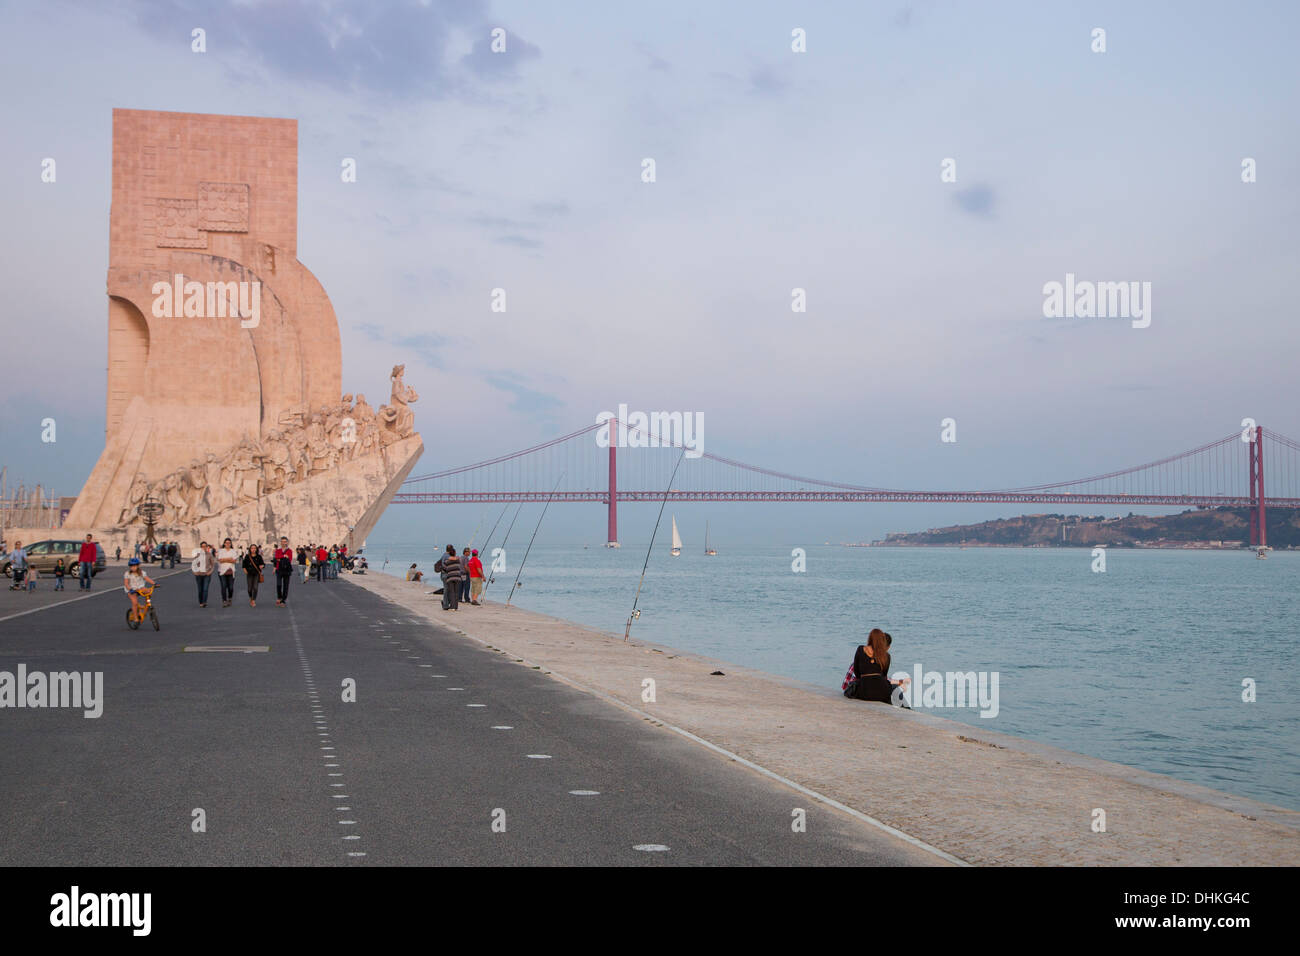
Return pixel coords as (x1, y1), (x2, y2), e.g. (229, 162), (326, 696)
(671, 516), (682, 552)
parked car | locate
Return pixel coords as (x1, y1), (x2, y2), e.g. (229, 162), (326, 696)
(2, 539), (107, 578)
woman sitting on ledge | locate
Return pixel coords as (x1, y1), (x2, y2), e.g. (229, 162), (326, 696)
(844, 628), (910, 705)
(406, 563), (423, 582)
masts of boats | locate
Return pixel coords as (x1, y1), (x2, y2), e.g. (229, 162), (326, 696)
(704, 520), (716, 555)
(670, 515), (682, 557)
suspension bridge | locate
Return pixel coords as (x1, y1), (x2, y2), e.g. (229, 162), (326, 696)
(394, 422), (1300, 549)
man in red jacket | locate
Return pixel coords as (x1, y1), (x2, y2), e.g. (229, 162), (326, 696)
(466, 549), (485, 605)
(315, 545), (328, 582)
(77, 534), (98, 590)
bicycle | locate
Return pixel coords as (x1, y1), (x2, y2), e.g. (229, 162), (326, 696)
(126, 585), (160, 631)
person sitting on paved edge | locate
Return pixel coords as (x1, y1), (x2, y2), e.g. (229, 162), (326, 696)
(406, 563), (423, 582)
(843, 628), (911, 706)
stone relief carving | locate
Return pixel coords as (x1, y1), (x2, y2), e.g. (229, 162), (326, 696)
(115, 373), (418, 530)
(155, 181), (250, 249)
(196, 181), (250, 232)
(155, 198), (205, 248)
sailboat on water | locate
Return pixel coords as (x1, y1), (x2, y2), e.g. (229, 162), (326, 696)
(704, 520), (717, 556)
(670, 516), (682, 556)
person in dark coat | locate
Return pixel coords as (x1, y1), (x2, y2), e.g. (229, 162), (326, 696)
(434, 545), (464, 610)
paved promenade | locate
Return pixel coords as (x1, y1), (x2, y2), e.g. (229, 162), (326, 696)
(0, 571), (940, 866)
(354, 572), (1300, 866)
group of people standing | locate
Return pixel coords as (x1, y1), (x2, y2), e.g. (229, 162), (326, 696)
(189, 538), (359, 608)
(118, 541), (182, 567)
(431, 545), (485, 610)
(6, 535), (99, 592)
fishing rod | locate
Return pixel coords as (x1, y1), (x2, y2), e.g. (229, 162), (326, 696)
(625, 448), (687, 641)
(477, 503), (510, 559)
(482, 503), (524, 596)
(465, 509), (489, 550)
(506, 473), (565, 607)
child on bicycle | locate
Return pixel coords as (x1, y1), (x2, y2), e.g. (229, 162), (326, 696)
(124, 557), (155, 619)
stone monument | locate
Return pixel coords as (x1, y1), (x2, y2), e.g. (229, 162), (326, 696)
(25, 109), (423, 553)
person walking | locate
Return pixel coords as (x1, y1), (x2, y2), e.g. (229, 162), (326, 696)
(434, 545), (464, 610)
(243, 543), (266, 607)
(466, 548), (485, 605)
(315, 544), (328, 582)
(460, 545), (473, 605)
(296, 545), (308, 583)
(191, 541), (215, 607)
(7, 541), (27, 592)
(215, 537), (238, 607)
(53, 558), (66, 591)
(273, 537), (295, 607)
(78, 534), (98, 589)
(115, 545), (122, 561)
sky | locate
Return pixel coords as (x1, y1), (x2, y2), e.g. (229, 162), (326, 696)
(1, 0), (1297, 547)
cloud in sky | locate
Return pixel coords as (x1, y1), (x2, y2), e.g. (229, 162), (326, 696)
(634, 42), (671, 73)
(493, 234), (542, 249)
(747, 64), (789, 98)
(485, 372), (563, 422)
(460, 25), (541, 79)
(952, 183), (996, 219)
(126, 0), (538, 100)
(358, 323), (450, 370)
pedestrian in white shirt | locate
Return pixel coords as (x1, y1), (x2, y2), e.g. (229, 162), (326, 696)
(216, 537), (239, 607)
(192, 541), (215, 608)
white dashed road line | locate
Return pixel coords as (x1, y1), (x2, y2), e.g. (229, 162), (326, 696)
(289, 606), (365, 863)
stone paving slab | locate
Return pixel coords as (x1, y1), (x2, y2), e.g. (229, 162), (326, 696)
(353, 572), (1300, 866)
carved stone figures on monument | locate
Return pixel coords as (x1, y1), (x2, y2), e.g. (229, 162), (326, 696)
(18, 109), (427, 554)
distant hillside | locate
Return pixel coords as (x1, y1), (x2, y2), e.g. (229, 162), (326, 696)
(870, 507), (1300, 549)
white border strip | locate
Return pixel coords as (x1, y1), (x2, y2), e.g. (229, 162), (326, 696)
(528, 662), (967, 866)
(0, 569), (189, 624)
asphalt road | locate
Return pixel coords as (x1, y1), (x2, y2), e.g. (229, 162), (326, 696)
(0, 571), (942, 866)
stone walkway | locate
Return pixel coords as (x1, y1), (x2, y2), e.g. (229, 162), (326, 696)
(355, 573), (1299, 865)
